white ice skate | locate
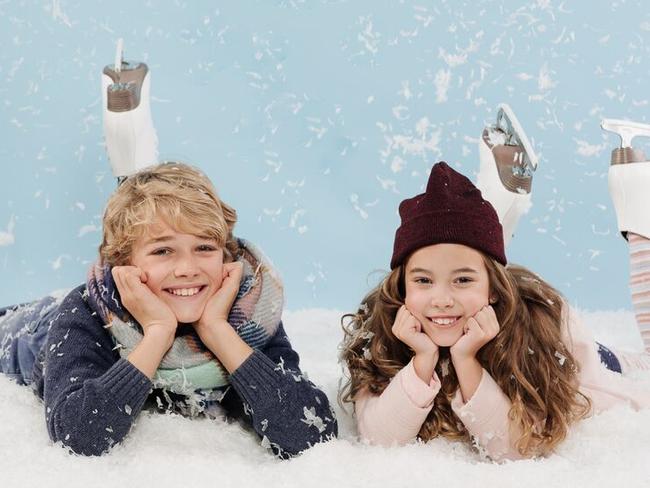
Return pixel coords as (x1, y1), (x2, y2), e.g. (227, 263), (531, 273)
(102, 39), (158, 180)
(476, 104), (538, 246)
(602, 118), (650, 240)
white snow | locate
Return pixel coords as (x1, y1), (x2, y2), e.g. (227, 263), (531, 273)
(574, 138), (609, 157)
(0, 308), (649, 488)
(77, 224), (99, 237)
(438, 47), (468, 68)
(0, 215), (15, 247)
(537, 63), (558, 91)
(434, 68), (451, 103)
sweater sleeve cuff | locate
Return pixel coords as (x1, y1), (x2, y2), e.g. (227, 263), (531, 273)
(400, 359), (440, 408)
(450, 368), (510, 426)
(229, 350), (283, 405)
(96, 358), (152, 412)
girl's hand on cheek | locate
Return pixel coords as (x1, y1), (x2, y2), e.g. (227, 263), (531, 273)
(392, 305), (440, 383)
(111, 266), (177, 339)
(392, 305), (439, 359)
(450, 305), (499, 361)
(196, 261), (244, 329)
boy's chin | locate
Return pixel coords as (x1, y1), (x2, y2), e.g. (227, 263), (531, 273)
(171, 307), (206, 325)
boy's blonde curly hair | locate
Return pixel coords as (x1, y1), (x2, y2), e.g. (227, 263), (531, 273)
(99, 162), (238, 266)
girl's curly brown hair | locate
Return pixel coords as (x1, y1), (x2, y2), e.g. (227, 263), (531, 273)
(340, 254), (591, 458)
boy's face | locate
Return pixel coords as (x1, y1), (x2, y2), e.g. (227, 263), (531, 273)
(129, 219), (225, 324)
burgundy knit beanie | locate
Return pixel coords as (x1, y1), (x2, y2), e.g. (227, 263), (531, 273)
(390, 162), (507, 269)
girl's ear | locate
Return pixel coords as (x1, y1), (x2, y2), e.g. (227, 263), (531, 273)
(489, 296), (498, 304)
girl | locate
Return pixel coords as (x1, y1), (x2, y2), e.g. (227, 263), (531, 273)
(340, 108), (650, 461)
(0, 162), (337, 458)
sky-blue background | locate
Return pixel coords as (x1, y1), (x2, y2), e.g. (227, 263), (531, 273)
(2, 0), (650, 312)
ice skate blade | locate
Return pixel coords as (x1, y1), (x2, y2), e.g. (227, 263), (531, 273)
(496, 103), (538, 171)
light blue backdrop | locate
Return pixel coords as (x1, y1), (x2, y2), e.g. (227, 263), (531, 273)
(2, 0), (649, 312)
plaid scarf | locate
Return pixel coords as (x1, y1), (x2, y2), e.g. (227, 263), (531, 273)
(86, 238), (283, 397)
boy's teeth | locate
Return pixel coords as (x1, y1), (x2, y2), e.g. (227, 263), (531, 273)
(169, 287), (200, 297)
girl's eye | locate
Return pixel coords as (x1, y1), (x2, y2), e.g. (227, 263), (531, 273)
(151, 248), (172, 256)
(455, 276), (474, 284)
(414, 277), (432, 284)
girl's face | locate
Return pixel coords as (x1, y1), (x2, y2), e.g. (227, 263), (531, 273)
(404, 243), (491, 347)
(129, 218), (225, 324)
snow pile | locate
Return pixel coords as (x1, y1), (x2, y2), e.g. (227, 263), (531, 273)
(1, 309), (649, 488)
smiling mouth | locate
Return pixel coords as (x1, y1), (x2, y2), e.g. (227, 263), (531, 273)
(164, 285), (207, 298)
(428, 316), (461, 328)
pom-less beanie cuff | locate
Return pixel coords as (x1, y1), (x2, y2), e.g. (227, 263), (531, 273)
(390, 162), (507, 269)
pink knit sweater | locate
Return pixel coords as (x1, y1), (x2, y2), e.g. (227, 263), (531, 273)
(355, 305), (650, 461)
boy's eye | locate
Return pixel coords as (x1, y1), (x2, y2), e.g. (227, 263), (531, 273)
(197, 244), (218, 252)
(151, 247), (172, 256)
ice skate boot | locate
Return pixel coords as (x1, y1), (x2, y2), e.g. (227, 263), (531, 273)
(476, 104), (538, 246)
(102, 38), (158, 180)
(602, 118), (650, 240)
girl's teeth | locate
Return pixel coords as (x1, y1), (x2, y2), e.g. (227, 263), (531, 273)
(432, 317), (456, 325)
(169, 287), (200, 297)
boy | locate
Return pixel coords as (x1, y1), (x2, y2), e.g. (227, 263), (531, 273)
(0, 162), (337, 458)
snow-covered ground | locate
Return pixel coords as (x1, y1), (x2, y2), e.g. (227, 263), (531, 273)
(1, 308), (649, 488)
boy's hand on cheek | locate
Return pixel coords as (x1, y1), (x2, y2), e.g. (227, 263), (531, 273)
(194, 261), (253, 373)
(196, 261), (244, 330)
(450, 305), (499, 361)
(111, 266), (177, 342)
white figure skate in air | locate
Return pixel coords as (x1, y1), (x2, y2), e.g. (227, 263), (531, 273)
(102, 39), (158, 180)
(602, 118), (650, 240)
(476, 104), (539, 246)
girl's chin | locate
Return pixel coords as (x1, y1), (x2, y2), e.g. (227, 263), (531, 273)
(429, 331), (464, 348)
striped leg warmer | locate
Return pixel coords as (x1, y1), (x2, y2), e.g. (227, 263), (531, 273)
(629, 232), (650, 353)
